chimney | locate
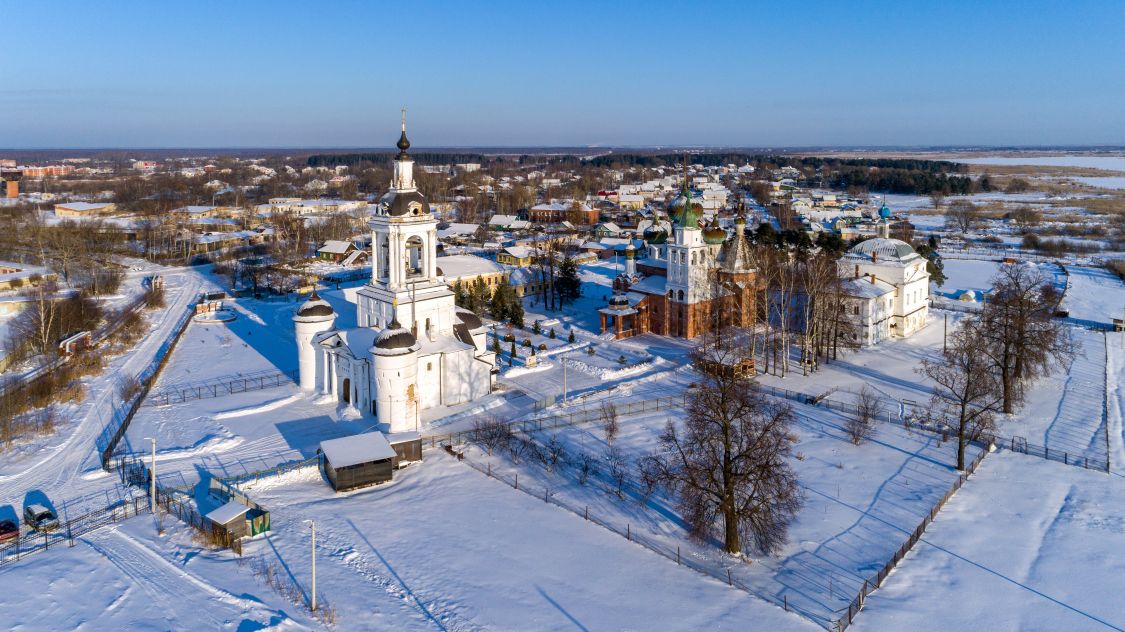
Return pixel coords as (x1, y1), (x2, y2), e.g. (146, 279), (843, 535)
(871, 250), (878, 264)
(854, 264), (860, 279)
(869, 273), (876, 285)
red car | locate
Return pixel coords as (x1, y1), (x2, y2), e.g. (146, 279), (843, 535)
(0, 519), (18, 543)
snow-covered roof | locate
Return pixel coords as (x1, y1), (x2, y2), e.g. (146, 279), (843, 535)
(318, 240), (354, 254)
(206, 500), (251, 525)
(503, 246), (534, 259)
(438, 254), (505, 280)
(321, 432), (397, 468)
(842, 276), (896, 299)
(55, 202), (112, 212)
(845, 238), (921, 264)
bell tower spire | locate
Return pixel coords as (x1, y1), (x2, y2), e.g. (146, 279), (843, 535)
(393, 106), (415, 191)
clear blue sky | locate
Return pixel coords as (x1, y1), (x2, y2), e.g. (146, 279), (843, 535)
(4, 0), (1124, 148)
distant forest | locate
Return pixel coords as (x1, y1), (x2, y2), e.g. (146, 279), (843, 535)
(577, 153), (978, 196)
(307, 152), (489, 168)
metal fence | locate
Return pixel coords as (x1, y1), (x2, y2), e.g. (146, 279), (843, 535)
(0, 494), (152, 568)
(757, 383), (1110, 473)
(146, 370), (296, 406)
(837, 448), (989, 630)
(454, 449), (833, 628)
(422, 394), (687, 450)
(96, 305), (195, 465)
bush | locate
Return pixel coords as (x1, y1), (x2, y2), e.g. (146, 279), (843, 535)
(549, 329), (556, 339)
(587, 346), (596, 356)
(522, 338), (532, 347)
(568, 330), (576, 343)
(617, 355), (626, 364)
(538, 343), (547, 351)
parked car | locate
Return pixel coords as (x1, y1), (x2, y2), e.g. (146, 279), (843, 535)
(0, 519), (18, 542)
(23, 505), (59, 532)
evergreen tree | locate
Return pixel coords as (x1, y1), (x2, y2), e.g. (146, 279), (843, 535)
(492, 333), (501, 355)
(568, 330), (576, 343)
(555, 255), (582, 305)
(489, 281), (509, 320)
(509, 300), (525, 328)
(533, 320), (542, 335)
(510, 340), (517, 358)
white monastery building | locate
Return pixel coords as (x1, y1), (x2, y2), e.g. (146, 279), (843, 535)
(294, 114), (495, 432)
(839, 220), (930, 346)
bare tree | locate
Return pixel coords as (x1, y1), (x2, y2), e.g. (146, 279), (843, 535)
(978, 264), (1075, 413)
(601, 401), (619, 445)
(918, 326), (1003, 470)
(544, 434), (568, 473)
(944, 200), (982, 234)
(640, 353), (802, 555)
(846, 386), (882, 445)
(605, 445), (628, 499)
(576, 450), (596, 485)
(469, 417), (511, 456)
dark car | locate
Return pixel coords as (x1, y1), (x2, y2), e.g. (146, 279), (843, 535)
(23, 505), (59, 532)
(0, 520), (18, 542)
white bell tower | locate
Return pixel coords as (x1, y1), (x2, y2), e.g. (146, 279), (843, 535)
(357, 110), (456, 337)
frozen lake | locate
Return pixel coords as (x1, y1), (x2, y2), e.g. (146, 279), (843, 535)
(1073, 176), (1125, 190)
(957, 155), (1125, 172)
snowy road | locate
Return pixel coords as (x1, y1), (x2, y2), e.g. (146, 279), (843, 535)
(0, 266), (213, 516)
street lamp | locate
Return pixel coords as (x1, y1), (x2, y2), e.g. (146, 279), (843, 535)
(305, 520), (317, 611)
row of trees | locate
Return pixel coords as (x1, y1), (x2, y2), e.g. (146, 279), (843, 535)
(921, 264), (1073, 469)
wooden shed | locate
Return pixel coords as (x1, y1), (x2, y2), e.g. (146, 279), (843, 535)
(387, 431), (423, 466)
(320, 432), (397, 492)
(206, 501), (256, 540)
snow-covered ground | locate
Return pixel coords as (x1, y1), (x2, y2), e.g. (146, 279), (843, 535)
(956, 155), (1125, 172)
(237, 452), (821, 631)
(853, 451), (1125, 632)
(936, 259), (1001, 300)
(1062, 265), (1125, 327)
(0, 264), (216, 517)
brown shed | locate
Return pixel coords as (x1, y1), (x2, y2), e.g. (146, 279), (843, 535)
(320, 432), (397, 492)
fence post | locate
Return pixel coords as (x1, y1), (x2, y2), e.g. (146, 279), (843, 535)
(585, 506), (588, 521)
(627, 523), (630, 541)
(514, 473), (518, 490)
(677, 546), (680, 565)
(783, 594), (787, 611)
(727, 569), (732, 586)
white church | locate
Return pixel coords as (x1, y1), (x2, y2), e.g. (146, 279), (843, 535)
(294, 115), (495, 433)
(839, 219), (931, 346)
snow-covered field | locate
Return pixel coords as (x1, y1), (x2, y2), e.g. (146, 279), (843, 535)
(956, 155), (1125, 172)
(460, 381), (978, 628)
(854, 451), (1125, 632)
(1063, 265), (1125, 327)
(239, 452), (821, 631)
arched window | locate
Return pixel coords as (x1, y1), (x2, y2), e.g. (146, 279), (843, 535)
(690, 252), (696, 265)
(405, 236), (424, 277)
(677, 290), (684, 301)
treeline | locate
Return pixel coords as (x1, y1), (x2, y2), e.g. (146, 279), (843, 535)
(307, 152), (488, 168)
(580, 153), (963, 172)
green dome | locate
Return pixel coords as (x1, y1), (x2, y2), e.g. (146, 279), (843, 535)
(702, 217), (726, 244)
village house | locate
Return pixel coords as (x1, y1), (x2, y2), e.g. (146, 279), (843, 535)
(54, 201), (117, 218)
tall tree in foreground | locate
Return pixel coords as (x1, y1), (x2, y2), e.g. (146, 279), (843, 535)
(918, 326), (1003, 470)
(640, 341), (802, 555)
(978, 264), (1074, 413)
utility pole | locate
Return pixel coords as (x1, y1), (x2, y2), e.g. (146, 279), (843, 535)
(145, 437), (156, 513)
(307, 520), (317, 611)
(562, 353), (567, 403)
(943, 312), (948, 353)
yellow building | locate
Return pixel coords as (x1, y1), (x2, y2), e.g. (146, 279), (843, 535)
(496, 246), (535, 267)
(54, 202), (117, 217)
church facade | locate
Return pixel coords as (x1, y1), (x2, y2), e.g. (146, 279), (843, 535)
(294, 116), (495, 433)
(599, 175), (758, 339)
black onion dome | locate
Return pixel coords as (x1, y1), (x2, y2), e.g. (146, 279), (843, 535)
(383, 189), (430, 217)
(608, 293), (630, 308)
(375, 320), (417, 350)
(294, 290), (335, 318)
(396, 129), (411, 159)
